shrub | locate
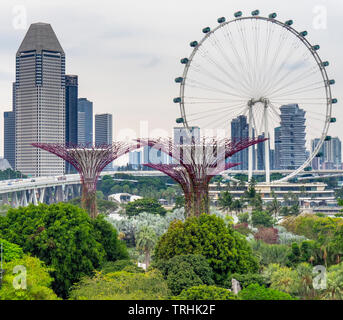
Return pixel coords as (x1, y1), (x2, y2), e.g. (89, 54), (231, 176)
(238, 284), (296, 300)
(100, 260), (144, 274)
(154, 214), (259, 284)
(228, 273), (267, 289)
(175, 285), (238, 300)
(154, 254), (214, 295)
(238, 212), (250, 224)
(69, 270), (169, 300)
(0, 203), (127, 297)
(254, 228), (279, 244)
(125, 198), (167, 217)
(251, 211), (274, 228)
(234, 223), (251, 236)
(0, 255), (59, 300)
(0, 238), (23, 262)
(251, 241), (291, 266)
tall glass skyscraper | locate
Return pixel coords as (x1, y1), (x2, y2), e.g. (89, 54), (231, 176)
(95, 113), (113, 170)
(230, 115), (249, 170)
(279, 104), (306, 170)
(4, 111), (15, 169)
(77, 98), (93, 145)
(312, 137), (342, 169)
(15, 23), (65, 177)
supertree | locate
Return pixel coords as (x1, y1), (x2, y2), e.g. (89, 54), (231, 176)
(137, 137), (267, 217)
(32, 142), (133, 218)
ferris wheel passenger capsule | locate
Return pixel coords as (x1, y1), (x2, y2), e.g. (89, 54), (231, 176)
(251, 10), (259, 16)
(316, 152), (324, 158)
(312, 45), (320, 51)
(330, 118), (337, 123)
(325, 136), (332, 141)
(217, 17), (226, 23)
(322, 61), (329, 67)
(285, 20), (293, 26)
(328, 79), (335, 85)
(300, 31), (308, 37)
(176, 118), (184, 124)
(332, 98), (338, 104)
(180, 58), (189, 64)
(269, 13), (277, 19)
(175, 77), (183, 83)
(234, 11), (242, 18)
(202, 27), (211, 34)
(173, 97), (182, 103)
(190, 41), (198, 47)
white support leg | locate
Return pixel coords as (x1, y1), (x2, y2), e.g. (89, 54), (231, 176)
(264, 102), (271, 184)
(248, 104), (253, 182)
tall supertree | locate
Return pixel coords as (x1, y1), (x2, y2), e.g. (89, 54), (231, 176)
(137, 137), (267, 217)
(32, 143), (133, 218)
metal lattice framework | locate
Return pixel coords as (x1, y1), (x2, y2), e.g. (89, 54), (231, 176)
(32, 142), (133, 218)
(137, 136), (267, 216)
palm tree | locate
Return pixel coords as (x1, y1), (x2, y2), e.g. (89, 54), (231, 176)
(135, 226), (157, 270)
(267, 192), (282, 220)
(218, 191), (233, 214)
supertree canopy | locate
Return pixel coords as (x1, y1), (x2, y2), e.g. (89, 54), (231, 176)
(32, 142), (133, 218)
(137, 137), (267, 217)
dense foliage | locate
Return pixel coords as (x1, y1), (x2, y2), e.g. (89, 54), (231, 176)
(0, 255), (59, 300)
(154, 214), (259, 283)
(0, 203), (127, 297)
(69, 270), (169, 300)
(0, 238), (23, 262)
(0, 169), (27, 180)
(175, 285), (238, 300)
(68, 196), (118, 215)
(125, 198), (167, 217)
(251, 211), (274, 228)
(238, 284), (296, 300)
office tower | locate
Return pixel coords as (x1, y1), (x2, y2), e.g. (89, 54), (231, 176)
(257, 133), (265, 170)
(274, 127), (281, 170)
(77, 111), (85, 144)
(4, 111), (15, 169)
(78, 98), (93, 145)
(129, 151), (142, 170)
(312, 137), (342, 170)
(269, 149), (275, 171)
(65, 75), (78, 173)
(279, 104), (306, 170)
(95, 113), (113, 170)
(230, 115), (249, 170)
(143, 146), (168, 166)
(15, 23), (65, 177)
(173, 126), (200, 145)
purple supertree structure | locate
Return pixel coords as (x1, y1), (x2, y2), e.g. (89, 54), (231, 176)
(32, 142), (133, 218)
(137, 137), (267, 217)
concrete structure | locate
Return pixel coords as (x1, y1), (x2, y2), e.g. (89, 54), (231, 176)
(279, 104), (307, 170)
(15, 23), (65, 177)
(108, 193), (142, 204)
(77, 98), (93, 145)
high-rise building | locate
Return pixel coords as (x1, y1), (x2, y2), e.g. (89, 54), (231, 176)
(4, 111), (15, 169)
(279, 104), (306, 170)
(15, 23), (65, 177)
(231, 115), (249, 170)
(173, 126), (200, 145)
(312, 137), (342, 170)
(129, 151), (142, 170)
(274, 127), (282, 170)
(95, 113), (113, 170)
(143, 146), (168, 166)
(257, 133), (265, 170)
(78, 98), (93, 145)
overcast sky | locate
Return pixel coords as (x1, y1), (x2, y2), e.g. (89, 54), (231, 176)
(0, 0), (342, 161)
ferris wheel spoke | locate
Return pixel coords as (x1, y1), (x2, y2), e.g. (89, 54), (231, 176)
(270, 81), (324, 99)
(186, 102), (249, 117)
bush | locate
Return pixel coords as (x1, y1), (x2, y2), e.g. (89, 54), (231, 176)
(228, 273), (267, 289)
(0, 255), (59, 300)
(69, 270), (169, 300)
(0, 203), (127, 297)
(175, 285), (238, 300)
(234, 223), (251, 236)
(238, 212), (250, 224)
(100, 260), (144, 274)
(126, 198), (167, 217)
(251, 241), (291, 266)
(154, 254), (214, 295)
(0, 238), (23, 262)
(238, 284), (296, 300)
(154, 214), (259, 284)
(254, 228), (278, 244)
(251, 211), (274, 228)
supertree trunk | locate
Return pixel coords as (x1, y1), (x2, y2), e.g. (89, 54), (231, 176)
(81, 184), (97, 219)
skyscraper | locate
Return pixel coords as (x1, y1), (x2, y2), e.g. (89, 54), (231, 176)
(15, 23), (65, 177)
(129, 151), (142, 170)
(95, 113), (113, 170)
(312, 137), (342, 170)
(78, 98), (93, 145)
(274, 127), (281, 170)
(279, 104), (306, 170)
(143, 145), (168, 166)
(173, 126), (200, 145)
(4, 111), (15, 169)
(231, 115), (249, 170)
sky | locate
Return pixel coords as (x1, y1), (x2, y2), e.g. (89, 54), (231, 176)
(0, 0), (342, 163)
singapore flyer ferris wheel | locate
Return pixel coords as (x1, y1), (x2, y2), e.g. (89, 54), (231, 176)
(174, 10), (337, 184)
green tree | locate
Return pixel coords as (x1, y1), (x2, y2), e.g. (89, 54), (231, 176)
(0, 203), (126, 297)
(173, 196), (185, 209)
(0, 255), (59, 300)
(175, 285), (238, 300)
(238, 284), (296, 300)
(154, 214), (259, 284)
(136, 226), (157, 269)
(126, 198), (167, 217)
(218, 191), (233, 214)
(266, 192), (281, 220)
(0, 238), (23, 262)
(251, 211), (274, 228)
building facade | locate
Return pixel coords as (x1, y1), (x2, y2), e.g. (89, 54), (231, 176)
(77, 98), (93, 145)
(4, 111), (15, 169)
(129, 151), (142, 170)
(95, 113), (113, 170)
(231, 115), (250, 170)
(15, 23), (65, 177)
(312, 137), (342, 170)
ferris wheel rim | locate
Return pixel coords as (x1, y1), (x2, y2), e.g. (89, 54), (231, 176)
(177, 14), (334, 184)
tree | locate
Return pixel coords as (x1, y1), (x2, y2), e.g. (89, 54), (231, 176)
(266, 192), (281, 220)
(231, 198), (245, 215)
(238, 212), (250, 224)
(251, 211), (274, 228)
(0, 203), (127, 297)
(69, 270), (169, 300)
(254, 228), (279, 244)
(173, 196), (185, 209)
(154, 214), (259, 284)
(154, 254), (214, 295)
(175, 285), (238, 300)
(100, 260), (144, 274)
(136, 226), (157, 269)
(0, 255), (59, 300)
(126, 198), (167, 217)
(0, 238), (23, 262)
(217, 191), (233, 214)
(238, 284), (296, 300)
